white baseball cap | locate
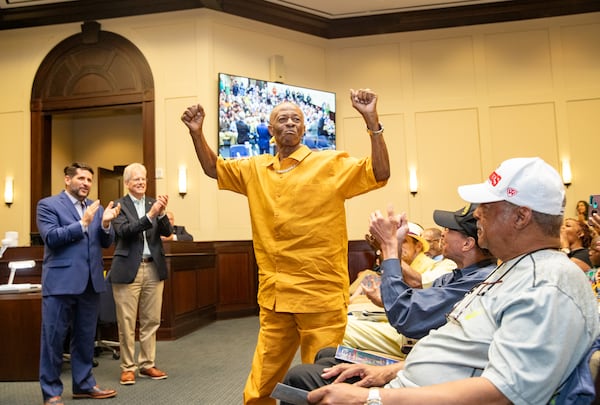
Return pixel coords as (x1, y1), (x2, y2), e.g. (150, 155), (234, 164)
(457, 157), (565, 215)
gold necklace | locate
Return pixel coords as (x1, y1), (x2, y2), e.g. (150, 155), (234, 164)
(275, 162), (299, 174)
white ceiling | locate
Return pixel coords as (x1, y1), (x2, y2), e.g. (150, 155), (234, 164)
(264, 0), (510, 19)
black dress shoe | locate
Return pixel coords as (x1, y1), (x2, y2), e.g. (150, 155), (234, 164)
(72, 385), (117, 399)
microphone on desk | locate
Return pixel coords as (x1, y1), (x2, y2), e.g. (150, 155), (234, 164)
(0, 240), (39, 293)
(0, 238), (9, 259)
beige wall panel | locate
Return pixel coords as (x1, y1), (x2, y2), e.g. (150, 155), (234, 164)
(325, 45), (403, 118)
(414, 108), (482, 227)
(565, 98), (600, 215)
(410, 36), (477, 103)
(0, 111), (28, 245)
(130, 20), (198, 98)
(0, 24), (77, 112)
(560, 23), (600, 92)
(212, 21), (327, 89)
(162, 84), (251, 241)
(51, 119), (74, 195)
(484, 30), (553, 97)
(344, 114), (406, 240)
(488, 103), (559, 169)
(164, 97), (223, 240)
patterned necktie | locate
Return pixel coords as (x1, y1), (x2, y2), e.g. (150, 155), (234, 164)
(78, 201), (86, 218)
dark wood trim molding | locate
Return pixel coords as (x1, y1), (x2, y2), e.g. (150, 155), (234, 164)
(1, 0), (598, 37)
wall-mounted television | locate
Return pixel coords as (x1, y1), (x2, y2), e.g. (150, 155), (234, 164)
(218, 72), (336, 158)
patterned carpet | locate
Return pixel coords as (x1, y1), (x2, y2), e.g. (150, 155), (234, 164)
(2, 316), (292, 405)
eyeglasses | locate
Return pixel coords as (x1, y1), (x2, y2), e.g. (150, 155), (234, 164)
(445, 279), (503, 325)
(130, 177), (146, 183)
(445, 251), (537, 325)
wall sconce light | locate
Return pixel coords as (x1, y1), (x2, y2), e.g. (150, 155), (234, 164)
(561, 159), (572, 188)
(409, 168), (418, 197)
(4, 177), (13, 207)
(178, 166), (187, 198)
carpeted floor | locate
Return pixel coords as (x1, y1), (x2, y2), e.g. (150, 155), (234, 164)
(2, 315), (299, 404)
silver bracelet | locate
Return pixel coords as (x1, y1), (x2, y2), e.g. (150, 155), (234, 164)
(367, 124), (384, 136)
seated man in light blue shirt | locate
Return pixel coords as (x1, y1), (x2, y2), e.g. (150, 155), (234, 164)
(301, 157), (599, 405)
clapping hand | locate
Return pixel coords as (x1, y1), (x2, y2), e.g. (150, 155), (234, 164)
(102, 201), (121, 228)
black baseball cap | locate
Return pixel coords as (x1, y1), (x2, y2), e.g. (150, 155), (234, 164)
(433, 203), (479, 240)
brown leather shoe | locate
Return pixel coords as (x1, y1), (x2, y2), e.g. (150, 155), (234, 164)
(44, 396), (64, 405)
(72, 385), (117, 399)
(119, 370), (136, 385)
(139, 366), (168, 380)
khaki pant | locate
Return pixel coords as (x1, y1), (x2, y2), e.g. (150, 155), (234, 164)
(243, 306), (347, 405)
(112, 262), (164, 372)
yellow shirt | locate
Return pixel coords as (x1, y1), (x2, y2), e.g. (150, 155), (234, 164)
(217, 145), (387, 312)
(410, 252), (456, 288)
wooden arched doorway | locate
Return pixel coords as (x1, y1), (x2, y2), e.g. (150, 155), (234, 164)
(30, 21), (155, 233)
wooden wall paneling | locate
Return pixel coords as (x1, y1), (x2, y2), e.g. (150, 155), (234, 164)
(214, 241), (258, 319)
(0, 292), (42, 381)
(160, 241), (217, 340)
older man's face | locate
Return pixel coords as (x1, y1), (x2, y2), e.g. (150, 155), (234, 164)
(441, 228), (468, 264)
(401, 237), (421, 264)
(473, 201), (513, 253)
(269, 103), (305, 148)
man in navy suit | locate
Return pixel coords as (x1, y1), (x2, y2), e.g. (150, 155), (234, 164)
(37, 162), (121, 405)
(108, 163), (172, 386)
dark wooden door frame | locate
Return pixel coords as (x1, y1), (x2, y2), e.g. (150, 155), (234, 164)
(29, 21), (155, 233)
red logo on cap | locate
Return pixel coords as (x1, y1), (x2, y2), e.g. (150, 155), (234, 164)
(506, 187), (517, 197)
(489, 171), (502, 187)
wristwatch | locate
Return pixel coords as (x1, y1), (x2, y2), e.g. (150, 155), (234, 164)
(365, 388), (383, 405)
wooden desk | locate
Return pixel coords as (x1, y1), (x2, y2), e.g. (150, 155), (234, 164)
(0, 291), (42, 381)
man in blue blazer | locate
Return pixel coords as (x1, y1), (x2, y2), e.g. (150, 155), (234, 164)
(37, 162), (121, 405)
(108, 163), (172, 386)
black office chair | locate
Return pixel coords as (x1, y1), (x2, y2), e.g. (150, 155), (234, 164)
(95, 275), (120, 360)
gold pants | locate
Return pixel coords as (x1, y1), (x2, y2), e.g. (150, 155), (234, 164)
(243, 306), (347, 405)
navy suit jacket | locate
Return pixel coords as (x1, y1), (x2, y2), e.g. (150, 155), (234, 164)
(109, 195), (172, 283)
(36, 191), (114, 296)
(172, 225), (193, 241)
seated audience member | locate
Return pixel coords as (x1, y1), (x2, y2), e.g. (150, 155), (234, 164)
(590, 212), (600, 235)
(350, 222), (440, 304)
(349, 234), (382, 306)
(560, 217), (593, 271)
(589, 236), (600, 295)
(382, 222), (455, 290)
(577, 199), (590, 223)
(344, 221), (456, 352)
(283, 203), (496, 389)
(344, 222), (458, 354)
(287, 157), (599, 405)
(422, 228), (443, 261)
(161, 211), (193, 241)
(591, 236), (600, 269)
